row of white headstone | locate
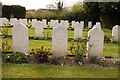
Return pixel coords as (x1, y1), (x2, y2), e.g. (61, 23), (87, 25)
(11, 20), (120, 59)
(0, 18), (93, 29)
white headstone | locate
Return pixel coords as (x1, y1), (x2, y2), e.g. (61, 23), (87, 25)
(80, 21), (84, 28)
(74, 22), (83, 39)
(0, 18), (4, 26)
(52, 24), (68, 57)
(87, 25), (104, 58)
(49, 19), (54, 27)
(10, 18), (18, 26)
(52, 20), (59, 29)
(88, 21), (92, 29)
(12, 21), (29, 54)
(32, 19), (37, 28)
(0, 18), (9, 26)
(72, 21), (76, 28)
(20, 19), (28, 26)
(42, 19), (47, 28)
(35, 21), (44, 38)
(95, 22), (101, 29)
(0, 2), (2, 18)
(112, 25), (120, 42)
(64, 20), (69, 28)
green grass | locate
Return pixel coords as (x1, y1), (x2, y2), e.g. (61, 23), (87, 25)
(2, 64), (118, 78)
(2, 37), (118, 56)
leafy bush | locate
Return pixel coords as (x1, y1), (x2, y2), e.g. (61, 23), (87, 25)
(31, 46), (50, 63)
(69, 41), (87, 65)
(2, 40), (11, 52)
(2, 27), (8, 37)
(75, 53), (84, 66)
(97, 60), (108, 67)
(2, 52), (28, 63)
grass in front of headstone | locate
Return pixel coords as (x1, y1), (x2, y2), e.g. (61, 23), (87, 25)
(2, 37), (118, 57)
(2, 64), (118, 78)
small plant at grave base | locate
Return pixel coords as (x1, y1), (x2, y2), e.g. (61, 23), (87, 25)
(2, 40), (11, 52)
(2, 52), (28, 63)
(112, 57), (120, 65)
(97, 60), (108, 67)
(90, 56), (108, 67)
(49, 56), (59, 65)
(31, 46), (50, 63)
(89, 56), (98, 63)
(69, 41), (87, 66)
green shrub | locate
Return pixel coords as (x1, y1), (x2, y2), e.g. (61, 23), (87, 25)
(2, 52), (28, 63)
(2, 27), (8, 37)
(2, 40), (11, 52)
(75, 53), (84, 66)
(97, 60), (108, 67)
(70, 41), (87, 65)
(90, 56), (98, 63)
(31, 46), (50, 63)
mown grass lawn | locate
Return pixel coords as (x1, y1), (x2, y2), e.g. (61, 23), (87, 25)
(2, 64), (118, 78)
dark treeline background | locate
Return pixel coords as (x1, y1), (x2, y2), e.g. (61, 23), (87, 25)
(2, 5), (26, 19)
(2, 2), (120, 29)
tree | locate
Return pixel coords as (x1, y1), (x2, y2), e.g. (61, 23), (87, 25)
(57, 0), (63, 11)
(2, 5), (26, 19)
(83, 2), (101, 26)
(99, 2), (120, 28)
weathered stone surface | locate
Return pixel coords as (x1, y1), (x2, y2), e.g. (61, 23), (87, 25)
(12, 21), (29, 54)
(10, 18), (18, 26)
(74, 22), (83, 39)
(112, 25), (120, 42)
(32, 19), (37, 28)
(20, 19), (28, 26)
(35, 21), (44, 38)
(87, 25), (104, 58)
(52, 24), (68, 57)
(88, 21), (92, 29)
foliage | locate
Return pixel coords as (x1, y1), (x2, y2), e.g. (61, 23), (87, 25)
(104, 35), (111, 43)
(89, 56), (98, 63)
(97, 60), (108, 67)
(1, 26), (8, 37)
(83, 2), (101, 26)
(43, 31), (51, 40)
(49, 56), (59, 65)
(69, 41), (87, 55)
(69, 41), (87, 65)
(112, 57), (120, 65)
(31, 46), (50, 63)
(2, 52), (28, 63)
(57, 0), (63, 11)
(2, 40), (11, 52)
(99, 2), (120, 28)
(2, 5), (26, 19)
(90, 56), (108, 67)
